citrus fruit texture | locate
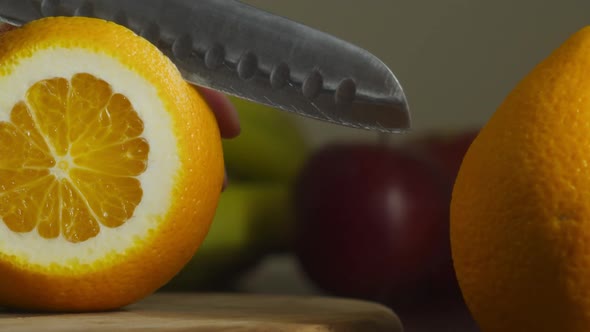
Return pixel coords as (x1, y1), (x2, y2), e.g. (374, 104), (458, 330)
(0, 17), (224, 311)
(451, 27), (590, 331)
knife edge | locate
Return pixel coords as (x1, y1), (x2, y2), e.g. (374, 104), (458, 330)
(0, 0), (411, 133)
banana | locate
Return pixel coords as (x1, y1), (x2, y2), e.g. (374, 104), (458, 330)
(222, 96), (309, 183)
(162, 181), (295, 291)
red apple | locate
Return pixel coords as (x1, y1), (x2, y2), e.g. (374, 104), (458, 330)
(411, 129), (480, 179)
(407, 129), (480, 296)
(292, 143), (451, 304)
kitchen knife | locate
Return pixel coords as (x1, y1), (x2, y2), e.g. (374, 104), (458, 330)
(0, 0), (411, 133)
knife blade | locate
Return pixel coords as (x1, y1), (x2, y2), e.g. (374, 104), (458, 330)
(0, 0), (411, 133)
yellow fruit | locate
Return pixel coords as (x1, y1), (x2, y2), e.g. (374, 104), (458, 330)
(223, 96), (308, 183)
(0, 17), (224, 311)
(451, 27), (590, 331)
(164, 182), (294, 291)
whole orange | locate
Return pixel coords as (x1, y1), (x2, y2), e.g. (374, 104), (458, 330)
(451, 26), (590, 331)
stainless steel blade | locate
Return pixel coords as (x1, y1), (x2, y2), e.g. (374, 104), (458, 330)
(0, 0), (411, 133)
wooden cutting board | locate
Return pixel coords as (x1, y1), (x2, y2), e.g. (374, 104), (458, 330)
(0, 292), (403, 331)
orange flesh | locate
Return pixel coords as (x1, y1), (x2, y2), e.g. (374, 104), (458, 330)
(0, 73), (148, 243)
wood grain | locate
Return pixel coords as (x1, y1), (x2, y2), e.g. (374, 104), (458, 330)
(0, 292), (403, 331)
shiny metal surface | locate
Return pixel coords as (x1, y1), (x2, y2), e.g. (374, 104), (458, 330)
(0, 0), (411, 132)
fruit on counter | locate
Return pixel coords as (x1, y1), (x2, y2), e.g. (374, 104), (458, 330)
(222, 96), (309, 183)
(163, 181), (295, 291)
(0, 18), (224, 311)
(292, 143), (450, 304)
(451, 27), (590, 331)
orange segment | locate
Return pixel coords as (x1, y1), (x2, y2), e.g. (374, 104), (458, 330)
(37, 180), (61, 239)
(10, 102), (54, 160)
(70, 93), (144, 155)
(69, 168), (142, 228)
(60, 179), (101, 243)
(73, 137), (149, 176)
(0, 168), (51, 192)
(0, 120), (54, 169)
(0, 175), (54, 233)
(26, 77), (70, 156)
(67, 74), (113, 144)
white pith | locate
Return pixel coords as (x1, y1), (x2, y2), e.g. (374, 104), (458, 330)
(0, 47), (180, 267)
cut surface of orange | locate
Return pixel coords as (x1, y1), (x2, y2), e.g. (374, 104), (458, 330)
(451, 26), (590, 331)
(0, 17), (224, 311)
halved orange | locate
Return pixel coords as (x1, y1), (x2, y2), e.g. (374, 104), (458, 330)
(0, 17), (224, 311)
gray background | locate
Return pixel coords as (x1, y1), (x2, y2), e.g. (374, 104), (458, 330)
(242, 0), (590, 146)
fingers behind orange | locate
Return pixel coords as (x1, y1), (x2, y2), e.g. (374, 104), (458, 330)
(196, 87), (241, 139)
(0, 23), (16, 34)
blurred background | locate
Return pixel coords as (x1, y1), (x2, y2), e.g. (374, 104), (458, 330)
(160, 1), (590, 331)
(244, 0), (590, 146)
